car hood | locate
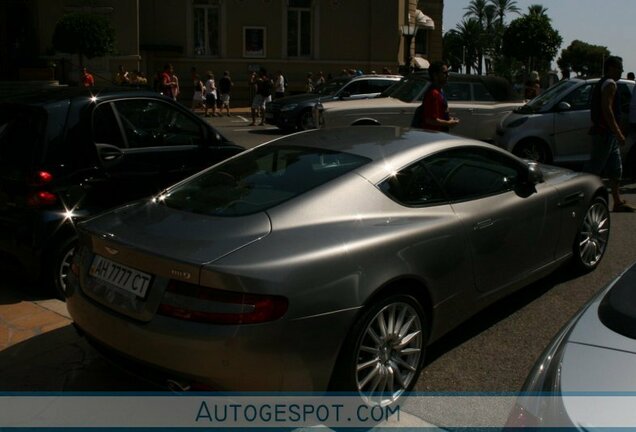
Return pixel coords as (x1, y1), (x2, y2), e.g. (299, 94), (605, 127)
(273, 93), (321, 105)
(321, 97), (408, 112)
(78, 200), (271, 265)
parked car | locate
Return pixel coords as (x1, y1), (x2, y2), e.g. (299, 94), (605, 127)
(507, 261), (636, 428)
(314, 73), (524, 142)
(495, 78), (635, 167)
(264, 74), (401, 131)
(66, 126), (608, 405)
(0, 87), (244, 298)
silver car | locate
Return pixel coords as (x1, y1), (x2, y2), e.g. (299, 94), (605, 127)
(508, 261), (636, 428)
(66, 127), (609, 405)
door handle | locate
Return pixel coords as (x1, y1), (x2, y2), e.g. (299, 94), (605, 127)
(474, 219), (494, 230)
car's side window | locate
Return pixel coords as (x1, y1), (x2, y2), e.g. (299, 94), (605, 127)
(445, 82), (471, 101)
(93, 103), (126, 148)
(112, 99), (203, 148)
(379, 161), (446, 206)
(368, 80), (396, 93)
(618, 83), (632, 114)
(423, 147), (521, 201)
(342, 81), (368, 96)
(472, 82), (495, 101)
(562, 84), (593, 110)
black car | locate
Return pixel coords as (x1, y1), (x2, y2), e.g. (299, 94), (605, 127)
(0, 86), (243, 298)
(264, 74), (401, 131)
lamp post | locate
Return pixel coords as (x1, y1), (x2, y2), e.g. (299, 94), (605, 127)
(401, 23), (418, 75)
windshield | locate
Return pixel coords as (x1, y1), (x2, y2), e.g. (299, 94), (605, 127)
(159, 145), (370, 217)
(386, 77), (429, 103)
(315, 78), (350, 97)
(516, 79), (580, 114)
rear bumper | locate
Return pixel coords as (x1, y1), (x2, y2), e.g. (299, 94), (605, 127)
(66, 276), (357, 392)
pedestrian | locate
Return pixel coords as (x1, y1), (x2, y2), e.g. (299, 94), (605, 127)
(628, 72), (635, 81)
(411, 60), (459, 132)
(115, 64), (130, 85)
(524, 71), (541, 100)
(80, 67), (94, 87)
(171, 71), (180, 101)
(273, 70), (286, 99)
(585, 56), (633, 212)
(218, 70), (233, 116)
(160, 64), (178, 99)
(250, 68), (272, 126)
(315, 71), (326, 88)
(204, 72), (218, 117)
(192, 74), (205, 111)
(305, 73), (314, 93)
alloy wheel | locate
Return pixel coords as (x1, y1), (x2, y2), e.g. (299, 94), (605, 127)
(57, 246), (75, 297)
(355, 302), (423, 406)
(578, 201), (610, 268)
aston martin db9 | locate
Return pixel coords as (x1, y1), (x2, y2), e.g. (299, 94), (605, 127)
(66, 126), (609, 405)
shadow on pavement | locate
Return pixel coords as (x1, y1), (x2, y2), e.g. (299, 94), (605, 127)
(0, 326), (157, 391)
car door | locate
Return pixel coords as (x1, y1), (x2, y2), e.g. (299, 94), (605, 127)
(91, 98), (210, 202)
(553, 83), (594, 161)
(423, 147), (559, 294)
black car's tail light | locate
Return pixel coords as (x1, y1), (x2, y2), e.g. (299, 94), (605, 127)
(26, 191), (58, 207)
(158, 280), (288, 324)
(26, 171), (58, 207)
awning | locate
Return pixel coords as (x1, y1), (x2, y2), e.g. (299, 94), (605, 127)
(412, 57), (430, 70)
(414, 9), (435, 30)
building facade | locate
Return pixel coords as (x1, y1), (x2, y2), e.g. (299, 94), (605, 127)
(1, 0), (443, 102)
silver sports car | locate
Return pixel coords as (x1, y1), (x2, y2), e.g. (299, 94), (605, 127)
(66, 126), (609, 405)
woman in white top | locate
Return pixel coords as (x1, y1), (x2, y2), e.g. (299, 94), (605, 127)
(204, 72), (218, 117)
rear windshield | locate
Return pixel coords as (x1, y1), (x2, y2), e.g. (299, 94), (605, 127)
(0, 105), (47, 180)
(160, 145), (370, 216)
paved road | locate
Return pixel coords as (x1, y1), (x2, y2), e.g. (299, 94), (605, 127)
(1, 114), (635, 424)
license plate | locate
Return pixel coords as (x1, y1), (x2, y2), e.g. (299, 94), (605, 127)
(89, 255), (152, 299)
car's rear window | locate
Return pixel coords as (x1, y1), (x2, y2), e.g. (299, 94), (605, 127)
(0, 105), (47, 180)
(159, 145), (370, 216)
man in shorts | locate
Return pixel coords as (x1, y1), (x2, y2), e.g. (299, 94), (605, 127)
(586, 56), (633, 212)
(218, 71), (233, 116)
(250, 69), (272, 126)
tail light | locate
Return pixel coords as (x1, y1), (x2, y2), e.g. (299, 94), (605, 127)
(26, 170), (58, 207)
(158, 280), (288, 324)
(26, 191), (58, 207)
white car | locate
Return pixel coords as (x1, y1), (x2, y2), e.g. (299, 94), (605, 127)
(495, 78), (635, 168)
(315, 73), (524, 142)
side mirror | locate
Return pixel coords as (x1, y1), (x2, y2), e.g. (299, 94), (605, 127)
(557, 101), (571, 111)
(526, 162), (544, 185)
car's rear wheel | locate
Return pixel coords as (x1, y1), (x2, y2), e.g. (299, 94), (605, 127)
(513, 139), (551, 163)
(331, 294), (427, 406)
(297, 109), (316, 130)
(572, 196), (610, 272)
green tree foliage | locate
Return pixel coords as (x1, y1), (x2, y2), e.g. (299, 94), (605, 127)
(502, 11), (562, 76)
(52, 12), (115, 65)
(557, 40), (610, 78)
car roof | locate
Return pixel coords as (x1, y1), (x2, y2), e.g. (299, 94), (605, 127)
(0, 85), (163, 106)
(406, 71), (519, 102)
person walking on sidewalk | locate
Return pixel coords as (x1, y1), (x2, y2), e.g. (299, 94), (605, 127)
(586, 56), (633, 212)
(412, 61), (459, 132)
(204, 72), (219, 117)
(218, 71), (233, 116)
(250, 68), (272, 126)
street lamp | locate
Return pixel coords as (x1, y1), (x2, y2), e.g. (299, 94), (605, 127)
(401, 23), (418, 74)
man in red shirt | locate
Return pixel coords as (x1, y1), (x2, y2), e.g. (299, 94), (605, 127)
(80, 67), (94, 87)
(420, 61), (459, 132)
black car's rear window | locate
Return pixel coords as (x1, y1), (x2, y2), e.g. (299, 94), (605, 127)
(0, 105), (47, 180)
(160, 145), (370, 216)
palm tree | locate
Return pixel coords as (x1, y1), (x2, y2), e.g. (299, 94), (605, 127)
(489, 0), (521, 25)
(463, 0), (489, 26)
(526, 4), (549, 19)
(455, 18), (482, 74)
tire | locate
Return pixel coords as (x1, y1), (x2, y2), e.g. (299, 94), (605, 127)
(297, 109), (316, 131)
(513, 140), (551, 163)
(330, 294), (428, 406)
(572, 196), (610, 272)
(49, 239), (77, 300)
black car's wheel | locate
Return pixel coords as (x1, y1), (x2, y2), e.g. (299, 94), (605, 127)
(297, 109), (316, 131)
(513, 139), (551, 163)
(331, 294), (427, 406)
(572, 196), (610, 272)
(49, 239), (77, 300)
